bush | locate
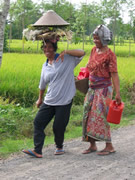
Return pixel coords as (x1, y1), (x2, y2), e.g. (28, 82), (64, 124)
(0, 99), (36, 140)
(73, 90), (85, 105)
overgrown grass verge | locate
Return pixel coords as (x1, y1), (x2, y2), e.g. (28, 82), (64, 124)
(0, 127), (83, 159)
(0, 99), (135, 159)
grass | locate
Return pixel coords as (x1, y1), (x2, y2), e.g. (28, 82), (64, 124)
(0, 126), (83, 158)
(0, 53), (43, 106)
(0, 101), (84, 158)
(0, 99), (135, 158)
(1, 117), (135, 159)
(0, 137), (53, 158)
(1, 115), (135, 158)
(8, 39), (135, 57)
(1, 53), (135, 107)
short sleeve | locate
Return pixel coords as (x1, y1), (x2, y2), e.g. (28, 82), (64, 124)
(86, 47), (95, 68)
(108, 52), (117, 73)
(74, 55), (84, 66)
(64, 53), (83, 68)
(69, 49), (84, 67)
(39, 64), (47, 90)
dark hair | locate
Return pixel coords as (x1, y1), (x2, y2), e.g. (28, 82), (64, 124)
(41, 39), (58, 52)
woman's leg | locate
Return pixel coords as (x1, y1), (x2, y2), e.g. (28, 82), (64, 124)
(89, 137), (97, 150)
(97, 142), (115, 155)
(34, 103), (55, 154)
(105, 142), (115, 151)
(53, 101), (72, 150)
(82, 137), (97, 154)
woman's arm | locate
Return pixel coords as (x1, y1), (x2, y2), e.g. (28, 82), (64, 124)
(111, 72), (121, 104)
(36, 89), (45, 108)
(56, 49), (85, 62)
(65, 49), (85, 57)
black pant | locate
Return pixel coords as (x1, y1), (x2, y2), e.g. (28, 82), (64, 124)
(33, 102), (72, 154)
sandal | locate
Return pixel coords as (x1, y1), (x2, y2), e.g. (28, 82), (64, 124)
(97, 150), (116, 156)
(82, 148), (97, 154)
(22, 149), (43, 158)
(54, 149), (65, 155)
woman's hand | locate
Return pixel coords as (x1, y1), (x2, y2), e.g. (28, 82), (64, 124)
(36, 98), (43, 108)
(56, 50), (66, 62)
(36, 89), (45, 108)
(115, 93), (121, 104)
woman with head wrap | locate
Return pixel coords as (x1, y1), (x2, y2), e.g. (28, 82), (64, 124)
(82, 25), (121, 155)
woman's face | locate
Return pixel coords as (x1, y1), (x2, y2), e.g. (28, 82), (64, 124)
(93, 35), (103, 48)
(43, 42), (55, 59)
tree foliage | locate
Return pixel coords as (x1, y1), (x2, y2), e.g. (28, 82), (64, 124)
(5, 0), (135, 42)
(3, 25), (8, 52)
(9, 0), (42, 39)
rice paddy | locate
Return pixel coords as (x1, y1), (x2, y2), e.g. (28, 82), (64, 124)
(1, 40), (135, 107)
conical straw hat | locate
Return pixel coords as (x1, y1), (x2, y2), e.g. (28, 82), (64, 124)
(33, 10), (70, 27)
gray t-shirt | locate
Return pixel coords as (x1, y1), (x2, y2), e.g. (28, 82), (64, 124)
(39, 53), (83, 106)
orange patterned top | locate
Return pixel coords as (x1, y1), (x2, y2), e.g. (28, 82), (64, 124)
(87, 47), (117, 78)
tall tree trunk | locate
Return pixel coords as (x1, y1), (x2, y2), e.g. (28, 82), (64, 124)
(0, 0), (10, 66)
(8, 21), (12, 52)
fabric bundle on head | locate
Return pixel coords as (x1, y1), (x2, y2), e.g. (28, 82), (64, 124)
(93, 25), (113, 46)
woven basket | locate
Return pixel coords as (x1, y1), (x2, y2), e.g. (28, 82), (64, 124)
(75, 78), (89, 94)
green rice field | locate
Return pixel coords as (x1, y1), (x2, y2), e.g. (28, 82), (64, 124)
(8, 39), (135, 57)
(1, 40), (135, 108)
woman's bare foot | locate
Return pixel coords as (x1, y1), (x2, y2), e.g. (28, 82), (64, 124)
(82, 145), (97, 154)
(97, 143), (115, 155)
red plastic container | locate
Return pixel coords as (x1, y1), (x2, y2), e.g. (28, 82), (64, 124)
(107, 100), (124, 124)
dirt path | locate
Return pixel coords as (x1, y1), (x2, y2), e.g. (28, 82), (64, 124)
(0, 125), (135, 180)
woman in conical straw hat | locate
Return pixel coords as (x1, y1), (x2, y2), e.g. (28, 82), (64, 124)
(22, 35), (85, 158)
(82, 25), (121, 156)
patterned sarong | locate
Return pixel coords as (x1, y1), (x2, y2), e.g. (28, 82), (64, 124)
(82, 75), (113, 142)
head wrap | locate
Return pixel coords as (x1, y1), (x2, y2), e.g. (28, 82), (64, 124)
(93, 25), (113, 46)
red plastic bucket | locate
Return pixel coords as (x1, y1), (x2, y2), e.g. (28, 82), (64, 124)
(107, 100), (124, 124)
